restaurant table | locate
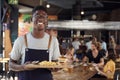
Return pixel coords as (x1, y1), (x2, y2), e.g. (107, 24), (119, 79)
(0, 58), (9, 70)
(52, 63), (97, 80)
(0, 58), (9, 63)
(0, 58), (10, 79)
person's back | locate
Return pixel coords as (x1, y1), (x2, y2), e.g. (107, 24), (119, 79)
(103, 59), (115, 79)
(101, 41), (107, 51)
(72, 37), (81, 51)
(86, 41), (92, 50)
(61, 39), (68, 49)
(85, 37), (94, 50)
(95, 49), (116, 80)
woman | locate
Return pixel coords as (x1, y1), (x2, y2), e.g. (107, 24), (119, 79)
(83, 42), (106, 78)
(95, 49), (116, 79)
(83, 42), (105, 68)
(109, 36), (117, 56)
(65, 44), (75, 63)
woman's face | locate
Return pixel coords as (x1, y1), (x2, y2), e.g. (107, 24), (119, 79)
(32, 10), (48, 31)
(91, 44), (97, 51)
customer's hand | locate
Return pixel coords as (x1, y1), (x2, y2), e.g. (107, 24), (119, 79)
(95, 66), (100, 72)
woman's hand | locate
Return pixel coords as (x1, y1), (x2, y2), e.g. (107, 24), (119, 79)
(95, 66), (100, 72)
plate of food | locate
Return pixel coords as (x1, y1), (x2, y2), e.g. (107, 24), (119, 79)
(25, 61), (69, 69)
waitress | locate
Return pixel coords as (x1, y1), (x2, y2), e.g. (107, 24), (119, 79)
(9, 6), (61, 80)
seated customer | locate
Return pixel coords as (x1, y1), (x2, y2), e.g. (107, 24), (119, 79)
(65, 44), (74, 62)
(83, 42), (106, 79)
(83, 42), (105, 68)
(95, 49), (116, 80)
(76, 45), (87, 61)
(65, 44), (79, 63)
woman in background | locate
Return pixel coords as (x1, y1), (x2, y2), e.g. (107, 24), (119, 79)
(109, 36), (117, 56)
(83, 42), (106, 79)
(83, 42), (105, 68)
(65, 44), (75, 63)
(95, 49), (116, 80)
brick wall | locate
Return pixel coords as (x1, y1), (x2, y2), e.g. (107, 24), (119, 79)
(111, 9), (120, 21)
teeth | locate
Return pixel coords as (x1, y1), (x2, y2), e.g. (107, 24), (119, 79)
(38, 22), (43, 25)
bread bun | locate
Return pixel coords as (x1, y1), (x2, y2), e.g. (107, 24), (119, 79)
(58, 56), (67, 63)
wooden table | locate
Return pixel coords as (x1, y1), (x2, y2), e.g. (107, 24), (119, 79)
(0, 58), (9, 63)
(0, 58), (10, 71)
(52, 64), (97, 80)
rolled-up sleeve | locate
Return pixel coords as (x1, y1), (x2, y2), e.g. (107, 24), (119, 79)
(10, 37), (23, 61)
(51, 37), (61, 60)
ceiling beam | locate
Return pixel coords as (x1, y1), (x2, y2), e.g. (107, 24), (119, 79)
(99, 0), (120, 3)
(18, 2), (34, 8)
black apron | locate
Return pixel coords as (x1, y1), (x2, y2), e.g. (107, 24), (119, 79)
(18, 34), (53, 80)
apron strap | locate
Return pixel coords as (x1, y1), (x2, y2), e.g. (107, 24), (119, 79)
(24, 34), (52, 49)
(48, 35), (52, 49)
(24, 34), (28, 48)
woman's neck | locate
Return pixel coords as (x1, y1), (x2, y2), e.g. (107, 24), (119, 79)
(92, 49), (98, 57)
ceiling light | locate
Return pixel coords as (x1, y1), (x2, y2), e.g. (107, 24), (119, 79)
(46, 4), (50, 8)
(81, 11), (84, 15)
(92, 14), (97, 20)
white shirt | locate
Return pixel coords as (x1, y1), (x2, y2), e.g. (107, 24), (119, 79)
(72, 41), (81, 50)
(10, 32), (61, 64)
(85, 41), (92, 50)
(101, 41), (107, 51)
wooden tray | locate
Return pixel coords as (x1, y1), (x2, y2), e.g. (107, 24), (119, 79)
(25, 63), (70, 69)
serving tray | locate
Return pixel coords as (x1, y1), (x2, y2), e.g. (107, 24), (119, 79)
(25, 63), (70, 69)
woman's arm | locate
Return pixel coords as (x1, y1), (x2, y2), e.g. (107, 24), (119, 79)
(71, 48), (74, 55)
(97, 58), (104, 68)
(105, 51), (108, 58)
(95, 66), (115, 79)
(95, 66), (107, 77)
